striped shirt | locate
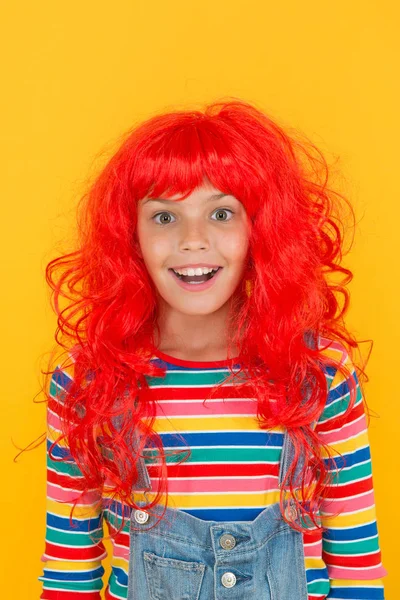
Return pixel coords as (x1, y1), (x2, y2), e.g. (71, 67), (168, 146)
(39, 337), (387, 599)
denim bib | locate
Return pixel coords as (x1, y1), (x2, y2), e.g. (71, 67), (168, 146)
(126, 430), (308, 600)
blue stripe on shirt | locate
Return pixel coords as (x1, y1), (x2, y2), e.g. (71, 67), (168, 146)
(160, 431), (284, 447)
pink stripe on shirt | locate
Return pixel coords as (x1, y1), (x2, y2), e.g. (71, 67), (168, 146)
(156, 399), (258, 417)
(47, 483), (100, 505)
(319, 415), (366, 445)
(321, 490), (375, 514)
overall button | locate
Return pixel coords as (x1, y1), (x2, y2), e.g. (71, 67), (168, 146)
(134, 509), (149, 524)
(219, 533), (236, 550)
(221, 572), (237, 588)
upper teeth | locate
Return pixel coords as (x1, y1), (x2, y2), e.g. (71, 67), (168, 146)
(173, 267), (219, 276)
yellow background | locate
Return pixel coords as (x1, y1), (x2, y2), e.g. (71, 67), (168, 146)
(1, 1), (398, 597)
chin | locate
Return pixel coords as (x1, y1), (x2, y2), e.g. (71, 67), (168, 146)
(175, 298), (231, 314)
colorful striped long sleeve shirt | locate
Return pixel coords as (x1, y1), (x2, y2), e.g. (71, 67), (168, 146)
(39, 337), (387, 599)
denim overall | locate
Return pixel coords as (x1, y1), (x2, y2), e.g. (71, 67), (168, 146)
(126, 431), (309, 600)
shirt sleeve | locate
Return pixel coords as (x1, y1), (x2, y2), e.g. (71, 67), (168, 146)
(315, 346), (387, 599)
(38, 363), (107, 599)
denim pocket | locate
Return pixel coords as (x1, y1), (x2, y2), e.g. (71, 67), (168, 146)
(143, 551), (206, 600)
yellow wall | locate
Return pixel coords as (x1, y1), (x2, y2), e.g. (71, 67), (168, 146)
(2, 1), (397, 597)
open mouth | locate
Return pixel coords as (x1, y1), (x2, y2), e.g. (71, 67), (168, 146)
(169, 267), (222, 285)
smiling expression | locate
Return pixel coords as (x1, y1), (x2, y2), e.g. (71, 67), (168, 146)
(136, 181), (251, 317)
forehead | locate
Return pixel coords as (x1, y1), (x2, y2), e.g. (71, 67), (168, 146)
(141, 184), (239, 207)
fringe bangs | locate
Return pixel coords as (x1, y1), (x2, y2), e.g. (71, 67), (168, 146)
(115, 103), (268, 212)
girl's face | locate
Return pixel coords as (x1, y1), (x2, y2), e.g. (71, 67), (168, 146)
(136, 181), (250, 317)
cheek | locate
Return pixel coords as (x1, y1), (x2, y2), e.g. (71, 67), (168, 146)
(221, 229), (250, 264)
(138, 232), (171, 268)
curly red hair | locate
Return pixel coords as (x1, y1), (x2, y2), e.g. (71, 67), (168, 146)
(41, 98), (369, 534)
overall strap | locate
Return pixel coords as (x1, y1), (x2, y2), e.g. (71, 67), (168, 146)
(131, 427), (152, 491)
(278, 431), (303, 487)
(278, 329), (317, 487)
(111, 413), (152, 492)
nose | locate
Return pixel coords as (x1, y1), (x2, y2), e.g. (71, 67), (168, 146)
(179, 220), (210, 251)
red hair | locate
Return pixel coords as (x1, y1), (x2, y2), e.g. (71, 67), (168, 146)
(42, 98), (368, 534)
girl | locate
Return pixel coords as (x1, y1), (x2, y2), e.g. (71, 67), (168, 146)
(39, 99), (387, 599)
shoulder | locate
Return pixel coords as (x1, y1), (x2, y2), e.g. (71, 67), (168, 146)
(47, 351), (78, 419)
(51, 352), (76, 391)
(316, 335), (362, 427)
(317, 335), (355, 392)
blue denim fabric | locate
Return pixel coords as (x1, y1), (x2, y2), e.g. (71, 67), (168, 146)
(126, 431), (308, 600)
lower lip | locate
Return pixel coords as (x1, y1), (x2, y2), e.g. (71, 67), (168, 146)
(169, 268), (223, 292)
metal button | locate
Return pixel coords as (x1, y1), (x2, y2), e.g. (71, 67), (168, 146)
(219, 533), (236, 550)
(134, 509), (149, 524)
(221, 572), (237, 588)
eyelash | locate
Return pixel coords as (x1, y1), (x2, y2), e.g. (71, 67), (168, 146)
(152, 208), (235, 226)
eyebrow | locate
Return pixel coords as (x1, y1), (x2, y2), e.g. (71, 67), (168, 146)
(142, 193), (230, 205)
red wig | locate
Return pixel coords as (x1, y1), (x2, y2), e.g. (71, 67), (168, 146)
(43, 98), (367, 534)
